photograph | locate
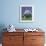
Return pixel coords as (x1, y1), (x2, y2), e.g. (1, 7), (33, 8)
(20, 5), (34, 22)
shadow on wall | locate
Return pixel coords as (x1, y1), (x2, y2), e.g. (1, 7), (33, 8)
(0, 24), (7, 43)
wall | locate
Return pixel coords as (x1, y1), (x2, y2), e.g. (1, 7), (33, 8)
(0, 0), (46, 29)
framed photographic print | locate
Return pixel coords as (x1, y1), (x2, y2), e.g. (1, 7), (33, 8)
(20, 5), (34, 22)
